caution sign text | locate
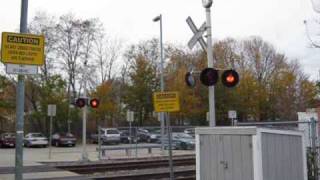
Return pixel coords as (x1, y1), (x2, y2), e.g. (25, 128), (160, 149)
(1, 32), (45, 65)
(153, 91), (180, 112)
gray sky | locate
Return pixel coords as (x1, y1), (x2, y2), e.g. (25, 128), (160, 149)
(1, 0), (320, 79)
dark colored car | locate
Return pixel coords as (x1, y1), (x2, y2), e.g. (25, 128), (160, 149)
(172, 133), (195, 150)
(137, 128), (152, 142)
(158, 133), (195, 150)
(52, 132), (76, 147)
(120, 130), (139, 143)
(0, 133), (15, 148)
(148, 129), (162, 143)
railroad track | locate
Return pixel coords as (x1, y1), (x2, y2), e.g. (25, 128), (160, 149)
(54, 155), (194, 174)
(92, 166), (195, 180)
(0, 155), (196, 180)
(54, 155), (196, 179)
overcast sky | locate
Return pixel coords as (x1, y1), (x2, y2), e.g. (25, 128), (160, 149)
(1, 0), (320, 79)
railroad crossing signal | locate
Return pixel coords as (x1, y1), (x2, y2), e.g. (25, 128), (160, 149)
(221, 69), (239, 88)
(186, 17), (207, 51)
(90, 98), (100, 108)
(75, 98), (86, 108)
(185, 69), (240, 88)
(200, 68), (219, 86)
(185, 72), (196, 87)
(75, 98), (100, 108)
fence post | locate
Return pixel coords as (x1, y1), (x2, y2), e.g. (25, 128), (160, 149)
(310, 118), (318, 180)
(135, 127), (138, 158)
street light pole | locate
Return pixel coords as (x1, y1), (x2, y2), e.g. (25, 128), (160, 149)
(202, 0), (216, 127)
(153, 14), (165, 151)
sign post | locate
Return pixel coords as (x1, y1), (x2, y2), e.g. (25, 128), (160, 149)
(153, 91), (180, 180)
(1, 3), (45, 179)
(127, 110), (134, 156)
(48, 104), (56, 159)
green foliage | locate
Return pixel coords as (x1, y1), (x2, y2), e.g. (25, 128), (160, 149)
(124, 55), (159, 126)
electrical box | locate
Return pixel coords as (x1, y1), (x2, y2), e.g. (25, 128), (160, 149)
(195, 127), (307, 180)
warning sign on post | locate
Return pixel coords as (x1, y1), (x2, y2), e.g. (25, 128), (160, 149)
(153, 91), (180, 112)
(1, 32), (45, 65)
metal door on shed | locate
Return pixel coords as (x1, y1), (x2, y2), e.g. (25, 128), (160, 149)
(199, 134), (253, 180)
(261, 133), (304, 180)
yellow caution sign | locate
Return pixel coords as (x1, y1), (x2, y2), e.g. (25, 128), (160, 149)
(153, 91), (180, 112)
(1, 32), (45, 65)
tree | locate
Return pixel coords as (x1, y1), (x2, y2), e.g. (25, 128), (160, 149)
(165, 48), (205, 125)
(93, 33), (123, 83)
(28, 11), (58, 83)
(124, 55), (158, 126)
(89, 80), (118, 128)
(0, 75), (15, 132)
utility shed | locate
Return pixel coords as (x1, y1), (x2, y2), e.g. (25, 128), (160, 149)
(195, 127), (307, 180)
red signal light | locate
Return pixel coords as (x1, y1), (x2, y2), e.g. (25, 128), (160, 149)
(222, 70), (239, 88)
(90, 98), (99, 108)
(226, 74), (235, 83)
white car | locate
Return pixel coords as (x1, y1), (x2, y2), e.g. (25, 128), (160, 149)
(24, 133), (48, 148)
(100, 128), (121, 144)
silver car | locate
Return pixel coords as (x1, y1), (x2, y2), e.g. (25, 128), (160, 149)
(100, 128), (121, 145)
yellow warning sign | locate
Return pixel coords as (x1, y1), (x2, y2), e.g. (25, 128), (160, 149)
(1, 32), (45, 65)
(153, 91), (180, 112)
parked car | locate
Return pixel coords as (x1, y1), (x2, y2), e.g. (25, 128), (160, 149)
(159, 136), (180, 150)
(52, 132), (76, 147)
(158, 133), (195, 150)
(148, 129), (162, 143)
(91, 128), (121, 145)
(0, 133), (15, 148)
(120, 130), (139, 143)
(137, 129), (152, 142)
(184, 128), (195, 137)
(172, 133), (195, 150)
(24, 133), (48, 148)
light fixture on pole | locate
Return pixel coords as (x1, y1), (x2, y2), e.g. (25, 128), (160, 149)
(153, 14), (165, 153)
(202, 0), (213, 8)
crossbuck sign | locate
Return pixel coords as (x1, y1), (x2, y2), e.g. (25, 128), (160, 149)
(186, 16), (207, 51)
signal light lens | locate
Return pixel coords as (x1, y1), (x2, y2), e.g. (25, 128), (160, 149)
(200, 68), (218, 86)
(222, 70), (239, 88)
(90, 98), (100, 108)
(185, 72), (196, 87)
(75, 98), (86, 108)
(226, 74), (235, 83)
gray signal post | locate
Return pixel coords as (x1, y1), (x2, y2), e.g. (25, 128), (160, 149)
(186, 0), (216, 127)
(81, 61), (89, 161)
(16, 0), (28, 179)
(202, 0), (216, 127)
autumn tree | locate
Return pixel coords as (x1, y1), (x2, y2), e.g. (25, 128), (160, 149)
(124, 55), (158, 126)
(0, 75), (15, 132)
